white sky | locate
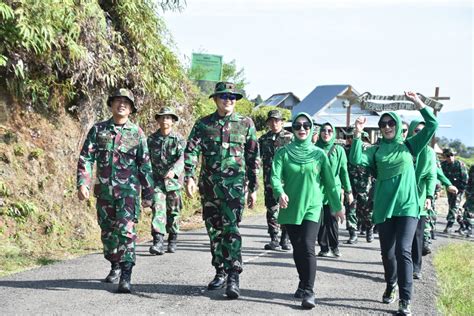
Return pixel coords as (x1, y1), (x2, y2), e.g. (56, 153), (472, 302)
(163, 0), (473, 112)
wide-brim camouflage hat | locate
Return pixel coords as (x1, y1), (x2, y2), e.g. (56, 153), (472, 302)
(209, 81), (243, 100)
(266, 109), (285, 121)
(155, 106), (179, 122)
(107, 88), (137, 113)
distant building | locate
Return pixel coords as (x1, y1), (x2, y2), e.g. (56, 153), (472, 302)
(257, 92), (300, 110)
(291, 84), (381, 143)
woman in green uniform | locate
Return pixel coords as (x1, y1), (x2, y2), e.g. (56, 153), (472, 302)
(271, 112), (344, 309)
(349, 91), (438, 316)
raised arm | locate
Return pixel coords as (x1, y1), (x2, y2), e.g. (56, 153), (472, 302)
(405, 92), (438, 157)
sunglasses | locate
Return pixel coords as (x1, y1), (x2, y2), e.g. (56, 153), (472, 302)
(402, 129), (408, 133)
(218, 93), (237, 101)
(378, 120), (396, 129)
(321, 128), (333, 134)
(413, 128), (422, 133)
(445, 153), (454, 157)
(292, 122), (311, 131)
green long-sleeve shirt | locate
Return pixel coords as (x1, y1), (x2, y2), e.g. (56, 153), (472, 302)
(349, 107), (438, 224)
(271, 146), (342, 225)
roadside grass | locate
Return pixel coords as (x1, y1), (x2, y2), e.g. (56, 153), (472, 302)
(434, 241), (474, 316)
(0, 244), (59, 277)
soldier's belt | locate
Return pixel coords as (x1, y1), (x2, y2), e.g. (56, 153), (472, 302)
(357, 93), (443, 112)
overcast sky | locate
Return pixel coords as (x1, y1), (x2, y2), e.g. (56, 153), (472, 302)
(163, 0), (473, 112)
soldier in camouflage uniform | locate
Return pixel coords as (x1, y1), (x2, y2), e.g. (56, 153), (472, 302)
(461, 165), (474, 237)
(148, 107), (186, 255)
(343, 129), (373, 244)
(441, 148), (468, 233)
(258, 110), (293, 251)
(184, 82), (259, 299)
(423, 157), (458, 254)
(77, 88), (154, 293)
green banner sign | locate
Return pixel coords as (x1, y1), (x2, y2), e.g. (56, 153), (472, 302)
(191, 53), (223, 82)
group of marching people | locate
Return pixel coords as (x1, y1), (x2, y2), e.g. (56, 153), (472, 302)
(77, 82), (472, 315)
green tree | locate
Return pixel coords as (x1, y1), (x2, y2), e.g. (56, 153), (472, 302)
(222, 59), (247, 94)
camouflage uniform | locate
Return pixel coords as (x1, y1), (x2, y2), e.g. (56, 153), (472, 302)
(461, 166), (474, 236)
(258, 123), (292, 238)
(184, 111), (259, 273)
(148, 130), (185, 236)
(441, 158), (468, 230)
(77, 118), (154, 264)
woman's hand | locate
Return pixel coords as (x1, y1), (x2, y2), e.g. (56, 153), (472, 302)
(279, 193), (289, 209)
(404, 91), (425, 110)
(354, 116), (367, 138)
(334, 210), (345, 224)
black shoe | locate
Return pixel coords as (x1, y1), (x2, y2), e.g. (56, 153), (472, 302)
(397, 299), (412, 315)
(207, 268), (226, 290)
(264, 234), (280, 250)
(413, 271), (422, 280)
(301, 292), (316, 309)
(104, 263), (121, 283)
(167, 233), (177, 253)
(117, 262), (133, 293)
(345, 229), (358, 244)
(149, 234), (165, 255)
(317, 250), (335, 257)
(225, 272), (240, 299)
(294, 281), (305, 298)
(422, 243), (432, 256)
(382, 283), (398, 304)
(366, 227), (374, 243)
(279, 234), (292, 251)
(430, 230), (437, 240)
(331, 248), (341, 257)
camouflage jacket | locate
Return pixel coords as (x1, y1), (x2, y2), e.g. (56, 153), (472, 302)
(147, 130), (185, 192)
(463, 165), (474, 211)
(184, 111), (260, 193)
(441, 159), (468, 192)
(344, 144), (372, 194)
(77, 118), (154, 201)
(258, 129), (292, 184)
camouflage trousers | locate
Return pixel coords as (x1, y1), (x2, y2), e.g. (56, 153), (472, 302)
(151, 184), (182, 236)
(446, 191), (464, 226)
(345, 192), (373, 230)
(264, 183), (280, 235)
(96, 196), (138, 264)
(200, 180), (245, 273)
(462, 202), (474, 229)
(424, 207), (437, 243)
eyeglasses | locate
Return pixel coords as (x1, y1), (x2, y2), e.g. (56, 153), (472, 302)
(378, 120), (396, 129)
(321, 128), (333, 134)
(402, 129), (408, 133)
(218, 93), (237, 101)
(292, 122), (311, 130)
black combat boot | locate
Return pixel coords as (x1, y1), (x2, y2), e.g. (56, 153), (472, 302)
(225, 271), (240, 299)
(279, 229), (292, 251)
(345, 228), (358, 244)
(117, 262), (134, 293)
(149, 234), (165, 255)
(264, 233), (280, 250)
(167, 233), (177, 253)
(207, 267), (226, 290)
(366, 226), (374, 243)
(104, 262), (121, 283)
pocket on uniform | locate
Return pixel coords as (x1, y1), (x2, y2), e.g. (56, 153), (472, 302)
(229, 134), (245, 156)
(119, 146), (138, 166)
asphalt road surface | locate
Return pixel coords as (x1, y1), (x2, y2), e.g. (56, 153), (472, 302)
(0, 212), (469, 315)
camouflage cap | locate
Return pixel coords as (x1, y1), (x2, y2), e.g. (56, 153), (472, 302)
(155, 106), (179, 122)
(266, 109), (284, 121)
(209, 81), (243, 100)
(107, 88), (138, 113)
(443, 147), (456, 156)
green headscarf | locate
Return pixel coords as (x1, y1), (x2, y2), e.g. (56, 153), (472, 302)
(376, 112), (411, 180)
(408, 119), (431, 183)
(286, 112), (322, 164)
(315, 122), (336, 152)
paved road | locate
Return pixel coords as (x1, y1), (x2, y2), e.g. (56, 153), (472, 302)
(0, 212), (469, 315)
